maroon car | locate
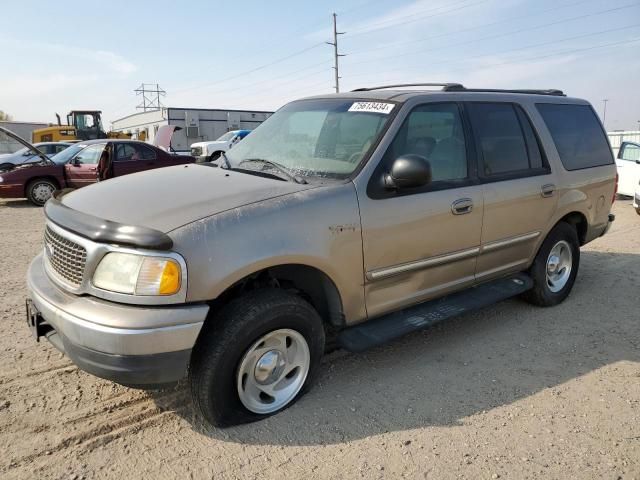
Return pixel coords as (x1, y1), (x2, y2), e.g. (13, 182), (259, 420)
(0, 126), (194, 206)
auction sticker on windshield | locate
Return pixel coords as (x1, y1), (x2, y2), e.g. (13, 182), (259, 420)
(348, 102), (394, 114)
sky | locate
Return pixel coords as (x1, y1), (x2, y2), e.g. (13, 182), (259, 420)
(1, 0), (639, 131)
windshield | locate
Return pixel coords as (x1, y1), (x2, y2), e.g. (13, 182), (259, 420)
(216, 131), (236, 142)
(50, 143), (87, 165)
(225, 99), (395, 178)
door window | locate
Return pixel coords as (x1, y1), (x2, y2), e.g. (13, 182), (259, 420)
(72, 144), (105, 164)
(467, 103), (540, 177)
(382, 102), (468, 183)
(620, 143), (640, 162)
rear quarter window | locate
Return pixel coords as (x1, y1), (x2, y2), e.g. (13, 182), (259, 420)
(536, 103), (613, 170)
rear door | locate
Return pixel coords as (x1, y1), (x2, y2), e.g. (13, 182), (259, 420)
(64, 143), (104, 188)
(466, 102), (558, 281)
(112, 142), (159, 177)
(616, 142), (640, 196)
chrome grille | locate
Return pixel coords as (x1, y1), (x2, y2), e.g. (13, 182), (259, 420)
(44, 226), (87, 286)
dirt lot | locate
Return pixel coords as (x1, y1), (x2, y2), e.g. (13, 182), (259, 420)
(0, 198), (638, 480)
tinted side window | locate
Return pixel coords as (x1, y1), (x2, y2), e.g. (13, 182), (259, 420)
(536, 103), (613, 170)
(383, 102), (467, 182)
(467, 103), (529, 176)
(515, 107), (544, 169)
(136, 144), (156, 160)
(116, 144), (136, 161)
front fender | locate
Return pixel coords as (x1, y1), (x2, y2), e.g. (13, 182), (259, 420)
(170, 182), (367, 324)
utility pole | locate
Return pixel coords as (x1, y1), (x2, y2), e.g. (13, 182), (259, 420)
(601, 99), (609, 127)
(135, 83), (166, 112)
(326, 13), (346, 93)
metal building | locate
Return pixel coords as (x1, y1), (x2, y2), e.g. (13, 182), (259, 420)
(110, 107), (273, 151)
(0, 121), (48, 154)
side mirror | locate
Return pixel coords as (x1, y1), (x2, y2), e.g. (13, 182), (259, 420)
(72, 157), (82, 166)
(384, 154), (432, 190)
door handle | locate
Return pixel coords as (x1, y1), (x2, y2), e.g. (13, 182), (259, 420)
(451, 198), (473, 215)
(541, 184), (556, 198)
(89, 167), (97, 171)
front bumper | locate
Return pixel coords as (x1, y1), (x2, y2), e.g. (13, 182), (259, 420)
(26, 254), (209, 386)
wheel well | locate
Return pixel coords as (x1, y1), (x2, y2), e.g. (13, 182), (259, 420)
(559, 211), (588, 245)
(210, 264), (345, 328)
(24, 176), (60, 197)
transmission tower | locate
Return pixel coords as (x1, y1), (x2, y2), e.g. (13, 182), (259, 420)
(135, 83), (166, 112)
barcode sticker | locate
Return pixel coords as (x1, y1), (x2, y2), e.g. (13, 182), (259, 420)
(348, 102), (395, 114)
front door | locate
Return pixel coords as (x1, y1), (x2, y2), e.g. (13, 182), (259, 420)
(358, 102), (484, 318)
(64, 143), (105, 188)
(465, 102), (558, 280)
(616, 142), (640, 196)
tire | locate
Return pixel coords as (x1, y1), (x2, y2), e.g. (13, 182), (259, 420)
(189, 289), (325, 427)
(636, 207), (640, 216)
(522, 222), (580, 307)
(26, 178), (57, 206)
(208, 151), (222, 162)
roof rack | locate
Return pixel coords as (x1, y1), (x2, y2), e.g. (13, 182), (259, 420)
(351, 83), (464, 92)
(351, 83), (565, 96)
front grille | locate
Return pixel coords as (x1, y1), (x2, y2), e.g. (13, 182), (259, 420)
(44, 226), (87, 286)
(191, 146), (202, 156)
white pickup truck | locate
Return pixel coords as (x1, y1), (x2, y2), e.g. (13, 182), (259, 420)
(190, 130), (251, 162)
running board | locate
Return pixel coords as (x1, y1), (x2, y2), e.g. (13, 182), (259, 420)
(338, 273), (533, 352)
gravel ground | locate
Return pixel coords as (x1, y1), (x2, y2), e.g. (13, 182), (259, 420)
(0, 198), (638, 480)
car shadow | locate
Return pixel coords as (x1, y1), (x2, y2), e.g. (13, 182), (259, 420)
(1, 199), (36, 209)
(150, 250), (640, 446)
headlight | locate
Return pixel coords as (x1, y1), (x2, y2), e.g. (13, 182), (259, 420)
(0, 176), (4, 183)
(93, 252), (182, 296)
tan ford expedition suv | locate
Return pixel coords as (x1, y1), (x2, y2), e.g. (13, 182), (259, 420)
(26, 83), (617, 427)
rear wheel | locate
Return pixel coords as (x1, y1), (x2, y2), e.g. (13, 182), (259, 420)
(26, 178), (57, 206)
(522, 222), (580, 306)
(189, 289), (325, 427)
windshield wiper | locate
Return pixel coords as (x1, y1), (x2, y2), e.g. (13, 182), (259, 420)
(238, 158), (307, 184)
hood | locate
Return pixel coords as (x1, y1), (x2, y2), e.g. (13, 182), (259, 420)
(60, 164), (317, 232)
(153, 125), (181, 151)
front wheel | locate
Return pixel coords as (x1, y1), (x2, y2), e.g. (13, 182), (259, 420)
(522, 222), (580, 306)
(189, 289), (325, 427)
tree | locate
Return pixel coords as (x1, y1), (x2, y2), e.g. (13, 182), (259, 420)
(0, 110), (12, 121)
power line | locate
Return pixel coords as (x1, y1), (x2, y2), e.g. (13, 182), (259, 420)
(345, 2), (640, 69)
(173, 42), (325, 95)
(349, 0), (489, 38)
(346, 36), (640, 88)
(345, 23), (640, 79)
(345, 0), (488, 37)
(347, 0), (600, 55)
